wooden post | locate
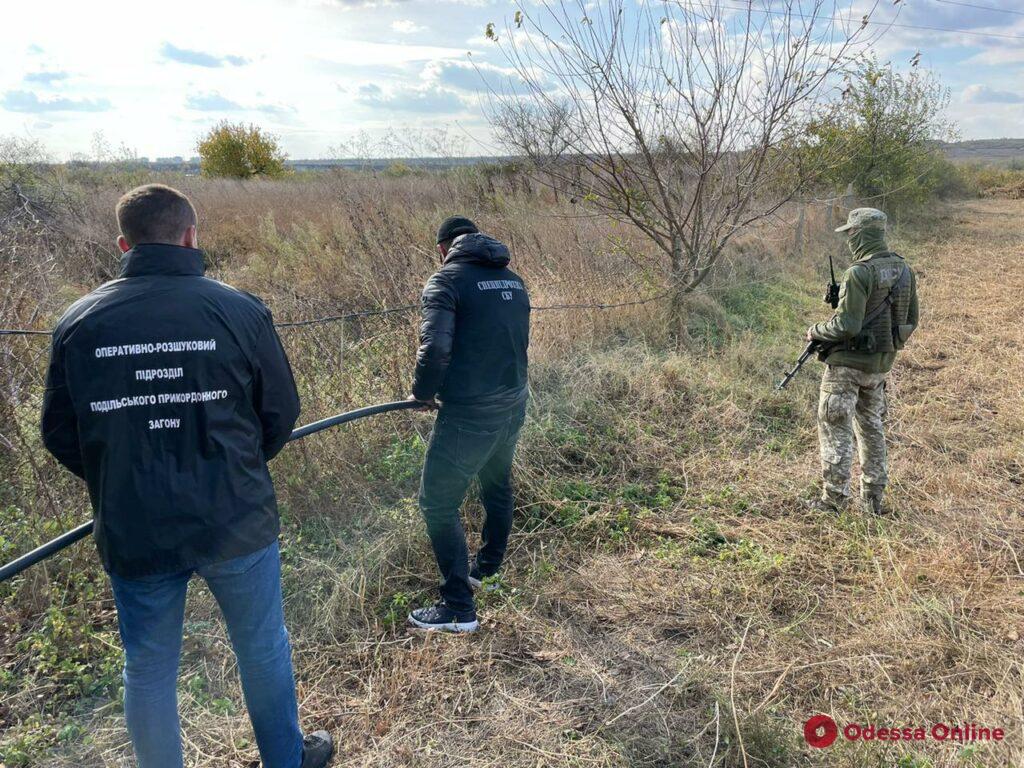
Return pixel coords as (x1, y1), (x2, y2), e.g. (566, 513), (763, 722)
(794, 202), (806, 259)
(339, 318), (345, 376)
(836, 184), (855, 261)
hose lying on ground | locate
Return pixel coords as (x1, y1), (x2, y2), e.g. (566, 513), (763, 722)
(0, 400), (422, 584)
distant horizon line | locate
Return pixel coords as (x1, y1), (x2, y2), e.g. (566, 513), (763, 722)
(59, 155), (513, 167)
(28, 136), (1024, 169)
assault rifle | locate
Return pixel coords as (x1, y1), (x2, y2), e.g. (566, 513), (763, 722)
(775, 254), (841, 390)
(776, 339), (828, 390)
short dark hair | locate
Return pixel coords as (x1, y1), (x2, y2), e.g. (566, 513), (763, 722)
(116, 184), (197, 247)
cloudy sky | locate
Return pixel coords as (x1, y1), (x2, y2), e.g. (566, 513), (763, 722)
(1, 0), (1022, 159)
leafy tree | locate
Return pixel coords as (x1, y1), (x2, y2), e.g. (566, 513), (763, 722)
(808, 60), (957, 210)
(197, 122), (287, 179)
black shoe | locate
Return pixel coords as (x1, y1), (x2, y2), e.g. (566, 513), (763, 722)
(408, 601), (479, 633)
(468, 565), (501, 593)
(301, 730), (334, 768)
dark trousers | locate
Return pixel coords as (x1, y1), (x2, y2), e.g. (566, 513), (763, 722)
(419, 409), (524, 615)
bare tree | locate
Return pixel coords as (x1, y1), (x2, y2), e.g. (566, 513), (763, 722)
(487, 0), (880, 335)
(330, 126), (468, 168)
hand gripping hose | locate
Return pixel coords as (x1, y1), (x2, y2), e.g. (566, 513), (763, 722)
(0, 400), (421, 583)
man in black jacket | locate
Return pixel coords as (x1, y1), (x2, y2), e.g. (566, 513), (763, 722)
(407, 216), (530, 633)
(41, 184), (333, 768)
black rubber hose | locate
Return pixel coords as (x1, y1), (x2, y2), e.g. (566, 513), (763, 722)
(0, 400), (422, 584)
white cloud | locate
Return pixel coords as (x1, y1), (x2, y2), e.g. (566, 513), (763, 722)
(318, 0), (411, 7)
(318, 41), (473, 67)
(950, 104), (1024, 139)
(422, 59), (542, 96)
(185, 92), (245, 111)
(355, 82), (465, 113)
(185, 92), (297, 117)
(963, 84), (1024, 105)
(963, 43), (1024, 67)
(161, 42), (250, 68)
(2, 90), (111, 113)
(24, 71), (71, 86)
(391, 19), (425, 34)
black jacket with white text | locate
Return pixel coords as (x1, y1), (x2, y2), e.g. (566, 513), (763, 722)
(412, 233), (530, 421)
(40, 244), (300, 578)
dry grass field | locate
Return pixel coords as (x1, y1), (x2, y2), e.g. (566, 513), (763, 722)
(1, 171), (1022, 767)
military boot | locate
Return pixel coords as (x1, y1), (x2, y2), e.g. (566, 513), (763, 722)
(805, 494), (848, 513)
(860, 495), (891, 515)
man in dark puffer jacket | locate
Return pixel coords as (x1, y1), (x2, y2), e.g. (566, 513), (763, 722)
(407, 216), (530, 632)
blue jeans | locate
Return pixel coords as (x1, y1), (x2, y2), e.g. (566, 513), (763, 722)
(108, 541), (303, 768)
(419, 410), (524, 615)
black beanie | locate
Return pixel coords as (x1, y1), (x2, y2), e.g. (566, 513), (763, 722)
(436, 216), (478, 244)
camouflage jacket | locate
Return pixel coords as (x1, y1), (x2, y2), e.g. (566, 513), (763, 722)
(810, 250), (919, 374)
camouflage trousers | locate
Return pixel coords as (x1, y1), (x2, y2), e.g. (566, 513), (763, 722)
(817, 365), (889, 502)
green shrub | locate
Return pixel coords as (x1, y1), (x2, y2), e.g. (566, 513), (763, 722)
(807, 60), (957, 212)
(954, 163), (1024, 198)
(197, 122), (287, 179)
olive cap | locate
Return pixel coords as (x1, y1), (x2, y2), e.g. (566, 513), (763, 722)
(835, 207), (887, 233)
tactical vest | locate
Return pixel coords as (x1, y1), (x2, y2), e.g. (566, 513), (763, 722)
(844, 251), (914, 354)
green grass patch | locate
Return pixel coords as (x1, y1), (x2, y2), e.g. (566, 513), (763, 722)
(369, 433), (427, 485)
(719, 279), (817, 334)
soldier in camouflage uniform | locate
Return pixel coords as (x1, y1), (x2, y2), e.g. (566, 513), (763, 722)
(807, 208), (919, 514)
